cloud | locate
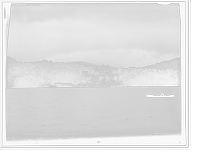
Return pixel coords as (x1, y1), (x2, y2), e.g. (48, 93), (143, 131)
(11, 3), (180, 24)
(8, 3), (180, 65)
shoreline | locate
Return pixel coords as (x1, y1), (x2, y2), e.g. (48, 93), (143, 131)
(5, 85), (181, 89)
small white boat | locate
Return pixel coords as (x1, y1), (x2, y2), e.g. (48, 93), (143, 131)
(146, 93), (175, 98)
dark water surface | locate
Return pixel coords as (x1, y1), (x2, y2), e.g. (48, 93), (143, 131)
(6, 87), (181, 141)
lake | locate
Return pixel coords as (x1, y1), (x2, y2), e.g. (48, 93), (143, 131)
(6, 87), (181, 141)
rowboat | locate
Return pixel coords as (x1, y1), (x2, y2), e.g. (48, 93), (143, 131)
(146, 93), (175, 98)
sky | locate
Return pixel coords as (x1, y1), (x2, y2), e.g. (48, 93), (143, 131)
(7, 3), (180, 67)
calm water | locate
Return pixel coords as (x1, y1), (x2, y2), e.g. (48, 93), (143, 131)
(6, 87), (181, 141)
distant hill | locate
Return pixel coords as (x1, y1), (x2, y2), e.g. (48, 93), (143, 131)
(76, 61), (98, 67)
(143, 57), (181, 70)
(6, 56), (180, 87)
(7, 56), (18, 64)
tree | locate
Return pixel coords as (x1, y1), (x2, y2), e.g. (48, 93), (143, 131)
(99, 76), (102, 81)
(113, 75), (118, 82)
(105, 75), (109, 81)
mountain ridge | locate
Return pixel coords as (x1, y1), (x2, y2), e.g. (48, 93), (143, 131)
(68, 57), (181, 70)
(7, 56), (181, 70)
(75, 61), (98, 67)
(142, 57), (180, 70)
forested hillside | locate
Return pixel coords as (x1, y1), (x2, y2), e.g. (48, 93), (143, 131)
(118, 67), (181, 86)
(145, 58), (181, 70)
(6, 57), (91, 87)
(6, 57), (181, 88)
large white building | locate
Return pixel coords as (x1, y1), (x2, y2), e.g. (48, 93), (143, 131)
(95, 64), (113, 73)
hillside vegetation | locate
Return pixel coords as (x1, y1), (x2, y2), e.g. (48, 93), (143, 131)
(142, 57), (180, 70)
(6, 57), (180, 88)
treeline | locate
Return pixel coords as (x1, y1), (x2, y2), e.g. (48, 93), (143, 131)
(6, 58), (95, 88)
(6, 57), (180, 88)
(113, 68), (180, 86)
